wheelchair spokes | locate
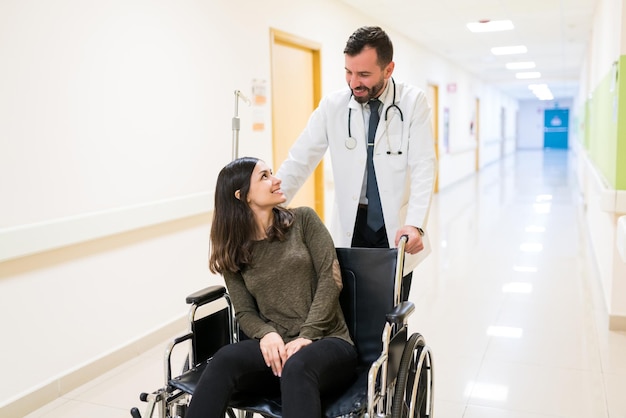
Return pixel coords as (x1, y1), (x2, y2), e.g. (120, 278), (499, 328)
(391, 333), (434, 418)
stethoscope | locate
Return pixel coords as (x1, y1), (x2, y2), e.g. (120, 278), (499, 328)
(346, 77), (404, 154)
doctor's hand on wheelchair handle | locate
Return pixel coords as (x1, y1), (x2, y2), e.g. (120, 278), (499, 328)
(260, 332), (287, 377)
(395, 227), (423, 254)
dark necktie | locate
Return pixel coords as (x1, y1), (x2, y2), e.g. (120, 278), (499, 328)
(366, 100), (384, 231)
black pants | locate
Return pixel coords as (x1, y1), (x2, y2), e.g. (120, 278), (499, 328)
(351, 205), (413, 301)
(185, 338), (357, 418)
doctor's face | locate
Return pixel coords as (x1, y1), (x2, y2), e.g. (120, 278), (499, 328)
(345, 46), (394, 104)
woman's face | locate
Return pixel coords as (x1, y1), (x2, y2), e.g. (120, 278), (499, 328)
(245, 160), (286, 210)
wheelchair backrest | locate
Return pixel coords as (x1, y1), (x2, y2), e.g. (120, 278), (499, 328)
(191, 307), (232, 366)
(336, 247), (397, 366)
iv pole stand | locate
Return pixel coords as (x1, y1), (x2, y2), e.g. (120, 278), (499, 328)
(232, 90), (250, 160)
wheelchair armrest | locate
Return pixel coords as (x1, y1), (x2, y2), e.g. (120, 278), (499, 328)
(165, 332), (193, 384)
(171, 332), (193, 345)
(186, 285), (227, 305)
(386, 301), (415, 327)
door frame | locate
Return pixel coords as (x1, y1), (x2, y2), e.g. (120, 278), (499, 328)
(269, 28), (324, 218)
(427, 83), (440, 193)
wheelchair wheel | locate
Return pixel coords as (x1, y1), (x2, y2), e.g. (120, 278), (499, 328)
(391, 333), (433, 418)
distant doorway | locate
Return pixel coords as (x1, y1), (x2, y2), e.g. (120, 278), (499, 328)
(544, 108), (569, 149)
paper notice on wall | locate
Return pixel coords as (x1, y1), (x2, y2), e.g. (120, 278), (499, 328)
(252, 79), (267, 132)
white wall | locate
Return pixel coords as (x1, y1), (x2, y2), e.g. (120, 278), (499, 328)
(0, 0), (520, 412)
(574, 0), (626, 330)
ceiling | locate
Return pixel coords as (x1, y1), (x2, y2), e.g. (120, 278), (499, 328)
(335, 0), (598, 101)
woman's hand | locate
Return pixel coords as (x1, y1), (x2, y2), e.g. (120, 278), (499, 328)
(259, 332), (287, 376)
(284, 337), (312, 359)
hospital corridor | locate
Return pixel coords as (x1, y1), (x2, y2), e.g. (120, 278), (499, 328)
(4, 0), (626, 416)
(21, 149), (626, 418)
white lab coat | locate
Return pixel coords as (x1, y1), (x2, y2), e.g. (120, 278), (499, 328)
(276, 79), (436, 272)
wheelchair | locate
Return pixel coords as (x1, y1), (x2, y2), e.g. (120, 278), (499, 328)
(131, 236), (434, 417)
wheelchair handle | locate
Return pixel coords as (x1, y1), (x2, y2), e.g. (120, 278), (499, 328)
(398, 234), (409, 251)
(394, 235), (409, 306)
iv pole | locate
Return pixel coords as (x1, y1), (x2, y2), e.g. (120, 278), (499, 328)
(232, 90), (251, 160)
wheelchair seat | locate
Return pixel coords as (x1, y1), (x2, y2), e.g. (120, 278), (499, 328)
(132, 239), (434, 418)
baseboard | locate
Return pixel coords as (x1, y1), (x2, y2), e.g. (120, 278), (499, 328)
(0, 315), (187, 418)
(609, 314), (626, 331)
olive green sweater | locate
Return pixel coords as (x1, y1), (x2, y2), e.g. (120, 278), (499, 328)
(224, 207), (353, 345)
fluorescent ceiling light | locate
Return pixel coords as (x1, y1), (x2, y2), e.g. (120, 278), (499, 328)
(506, 61), (536, 70)
(491, 45), (527, 55)
(467, 20), (514, 33)
(529, 84), (554, 101)
(533, 203), (551, 213)
(516, 71), (541, 79)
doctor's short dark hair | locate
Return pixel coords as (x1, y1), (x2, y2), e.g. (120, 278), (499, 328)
(344, 26), (394, 68)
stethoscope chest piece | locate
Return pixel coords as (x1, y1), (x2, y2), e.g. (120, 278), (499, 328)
(345, 137), (357, 150)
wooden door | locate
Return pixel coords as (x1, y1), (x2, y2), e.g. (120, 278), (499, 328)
(270, 29), (324, 218)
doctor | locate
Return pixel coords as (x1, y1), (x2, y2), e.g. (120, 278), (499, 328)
(276, 26), (436, 301)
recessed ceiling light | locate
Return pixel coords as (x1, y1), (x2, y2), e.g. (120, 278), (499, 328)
(491, 45), (527, 55)
(467, 19), (514, 32)
(529, 84), (554, 100)
(515, 71), (541, 79)
(506, 61), (536, 70)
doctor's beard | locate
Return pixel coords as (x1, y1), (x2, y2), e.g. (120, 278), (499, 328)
(351, 77), (386, 104)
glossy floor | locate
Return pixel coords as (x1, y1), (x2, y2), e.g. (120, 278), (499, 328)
(25, 150), (626, 418)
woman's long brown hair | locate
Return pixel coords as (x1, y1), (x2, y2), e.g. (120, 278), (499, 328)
(209, 157), (294, 274)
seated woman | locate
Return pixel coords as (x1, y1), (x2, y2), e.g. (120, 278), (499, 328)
(186, 157), (357, 418)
